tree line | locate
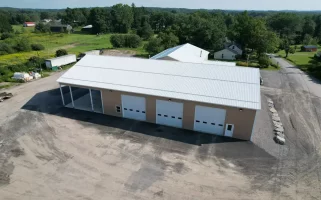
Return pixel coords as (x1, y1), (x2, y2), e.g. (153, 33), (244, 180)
(1, 4), (321, 57)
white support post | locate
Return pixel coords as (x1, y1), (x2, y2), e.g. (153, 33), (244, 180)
(250, 111), (258, 142)
(59, 84), (65, 106)
(89, 89), (94, 112)
(69, 86), (74, 108)
(100, 90), (104, 114)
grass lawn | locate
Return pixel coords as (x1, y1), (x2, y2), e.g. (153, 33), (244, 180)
(0, 27), (148, 67)
(278, 46), (320, 71)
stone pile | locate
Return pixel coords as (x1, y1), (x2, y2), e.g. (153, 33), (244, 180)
(267, 98), (285, 145)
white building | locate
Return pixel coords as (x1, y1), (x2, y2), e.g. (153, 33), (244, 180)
(214, 43), (243, 61)
(151, 43), (236, 66)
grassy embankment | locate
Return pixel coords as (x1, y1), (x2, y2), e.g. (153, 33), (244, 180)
(278, 45), (321, 71)
(0, 25), (148, 67)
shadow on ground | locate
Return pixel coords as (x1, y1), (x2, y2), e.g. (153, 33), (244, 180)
(21, 88), (245, 146)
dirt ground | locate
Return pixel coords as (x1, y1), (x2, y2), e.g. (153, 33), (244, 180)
(0, 57), (321, 199)
(101, 49), (137, 57)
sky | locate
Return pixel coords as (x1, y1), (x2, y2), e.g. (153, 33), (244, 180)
(0, 0), (321, 11)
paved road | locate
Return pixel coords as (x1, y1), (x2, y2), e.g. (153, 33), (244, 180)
(257, 56), (321, 199)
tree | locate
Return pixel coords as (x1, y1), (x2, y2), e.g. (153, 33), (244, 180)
(289, 47), (296, 54)
(0, 13), (13, 34)
(14, 37), (31, 52)
(302, 17), (316, 37)
(258, 55), (270, 68)
(303, 34), (313, 45)
(137, 22), (154, 40)
(88, 8), (111, 34)
(40, 12), (50, 20)
(145, 38), (164, 55)
(56, 49), (68, 57)
(281, 38), (291, 58)
(1, 32), (14, 40)
(111, 4), (134, 33)
(31, 44), (45, 51)
(35, 23), (50, 33)
(158, 31), (179, 49)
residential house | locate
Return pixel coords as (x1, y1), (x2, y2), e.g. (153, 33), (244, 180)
(23, 22), (36, 27)
(302, 45), (318, 52)
(214, 42), (243, 61)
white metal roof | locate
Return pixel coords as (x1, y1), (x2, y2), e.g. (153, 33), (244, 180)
(57, 55), (261, 110)
(151, 43), (235, 66)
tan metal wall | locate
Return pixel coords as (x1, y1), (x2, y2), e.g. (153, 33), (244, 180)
(101, 89), (256, 140)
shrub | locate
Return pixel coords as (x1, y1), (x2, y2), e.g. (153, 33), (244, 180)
(31, 44), (45, 51)
(110, 34), (142, 48)
(27, 56), (46, 69)
(56, 49), (68, 57)
(0, 43), (15, 55)
(110, 35), (126, 48)
(1, 32), (14, 40)
(125, 34), (141, 48)
(35, 23), (50, 33)
(13, 37), (31, 52)
(258, 56), (271, 68)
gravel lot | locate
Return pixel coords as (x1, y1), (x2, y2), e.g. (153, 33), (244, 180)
(0, 57), (321, 199)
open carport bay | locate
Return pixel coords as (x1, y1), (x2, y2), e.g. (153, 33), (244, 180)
(60, 85), (103, 113)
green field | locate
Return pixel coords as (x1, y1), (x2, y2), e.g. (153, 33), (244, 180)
(278, 46), (320, 71)
(0, 26), (148, 66)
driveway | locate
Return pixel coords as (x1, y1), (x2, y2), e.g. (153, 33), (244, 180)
(0, 61), (320, 199)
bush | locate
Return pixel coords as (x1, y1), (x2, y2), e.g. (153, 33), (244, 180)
(13, 37), (31, 52)
(56, 49), (68, 57)
(110, 34), (142, 48)
(35, 23), (50, 33)
(144, 38), (164, 55)
(1, 32), (14, 40)
(27, 56), (46, 69)
(0, 43), (15, 55)
(258, 56), (271, 68)
(125, 34), (141, 48)
(110, 35), (126, 48)
(31, 44), (45, 51)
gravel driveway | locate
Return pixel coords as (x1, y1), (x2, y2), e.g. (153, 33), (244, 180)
(0, 58), (321, 199)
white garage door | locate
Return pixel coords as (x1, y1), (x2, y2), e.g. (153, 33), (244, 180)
(194, 105), (226, 135)
(156, 100), (183, 128)
(121, 95), (146, 121)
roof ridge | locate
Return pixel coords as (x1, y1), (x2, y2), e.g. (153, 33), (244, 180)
(76, 64), (259, 85)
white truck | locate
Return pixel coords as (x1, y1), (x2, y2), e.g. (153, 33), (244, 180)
(45, 54), (77, 69)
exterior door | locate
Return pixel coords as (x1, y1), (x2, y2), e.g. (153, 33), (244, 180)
(225, 124), (234, 137)
(156, 100), (183, 128)
(194, 105), (226, 135)
(121, 95), (146, 121)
